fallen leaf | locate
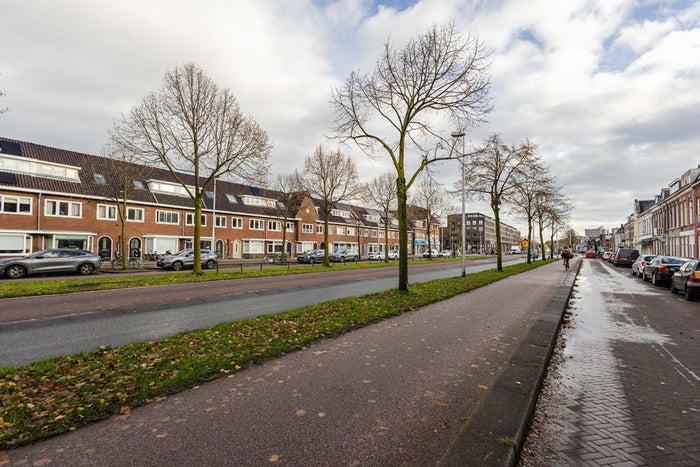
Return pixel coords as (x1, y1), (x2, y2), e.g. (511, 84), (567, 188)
(269, 454), (280, 462)
(119, 406), (131, 414)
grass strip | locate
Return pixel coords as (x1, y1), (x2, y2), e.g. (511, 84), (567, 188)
(0, 259), (554, 449)
(0, 257), (486, 299)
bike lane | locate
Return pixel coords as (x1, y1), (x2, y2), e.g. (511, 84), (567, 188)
(520, 259), (700, 465)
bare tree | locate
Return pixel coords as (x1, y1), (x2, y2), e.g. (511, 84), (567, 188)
(509, 155), (549, 264)
(463, 134), (537, 271)
(362, 172), (397, 262)
(0, 87), (8, 116)
(536, 188), (572, 259)
(110, 63), (271, 273)
(332, 21), (492, 291)
(412, 176), (448, 258)
(86, 144), (155, 268)
(263, 174), (304, 262)
(295, 145), (362, 267)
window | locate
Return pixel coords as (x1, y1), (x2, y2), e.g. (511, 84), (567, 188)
(347, 227), (355, 236)
(0, 234), (28, 254)
(243, 240), (264, 253)
(286, 221), (294, 231)
(133, 180), (145, 189)
(328, 226), (334, 234)
(268, 220), (281, 231)
(127, 207), (144, 222)
(45, 200), (81, 218)
(225, 194), (238, 204)
(97, 204), (117, 220)
(1, 195), (31, 214)
(231, 217), (243, 229)
(250, 219), (264, 230)
(317, 225), (323, 234)
(93, 173), (107, 184)
(215, 216), (227, 228)
(186, 213), (206, 226)
(337, 227), (345, 235)
(157, 210), (179, 224)
(302, 223), (313, 233)
(0, 154), (80, 181)
(331, 209), (351, 218)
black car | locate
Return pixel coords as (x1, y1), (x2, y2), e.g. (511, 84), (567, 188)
(642, 256), (688, 286)
(613, 248), (639, 267)
(670, 259), (700, 301)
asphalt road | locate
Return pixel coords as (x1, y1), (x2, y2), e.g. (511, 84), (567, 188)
(0, 257), (522, 367)
(1, 257), (565, 466)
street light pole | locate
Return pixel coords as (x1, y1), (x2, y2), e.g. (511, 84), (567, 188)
(451, 131), (466, 278)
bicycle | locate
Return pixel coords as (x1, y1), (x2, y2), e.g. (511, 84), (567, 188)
(111, 255), (144, 270)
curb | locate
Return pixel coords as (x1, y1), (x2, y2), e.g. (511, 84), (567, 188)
(438, 260), (580, 466)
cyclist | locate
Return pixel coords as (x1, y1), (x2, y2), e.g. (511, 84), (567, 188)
(561, 248), (573, 270)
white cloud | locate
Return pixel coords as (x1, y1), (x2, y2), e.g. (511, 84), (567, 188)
(1, 0), (698, 236)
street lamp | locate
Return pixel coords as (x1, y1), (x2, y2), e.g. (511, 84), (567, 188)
(451, 131), (466, 278)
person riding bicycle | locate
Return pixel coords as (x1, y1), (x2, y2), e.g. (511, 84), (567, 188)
(561, 248), (573, 269)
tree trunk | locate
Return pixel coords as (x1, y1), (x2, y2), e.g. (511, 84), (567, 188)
(193, 197), (202, 274)
(397, 177), (409, 292)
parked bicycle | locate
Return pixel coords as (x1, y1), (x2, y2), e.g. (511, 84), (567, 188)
(111, 255), (144, 270)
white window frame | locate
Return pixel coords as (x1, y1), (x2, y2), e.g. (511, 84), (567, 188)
(156, 210), (179, 225)
(268, 220), (281, 231)
(231, 217), (243, 229)
(186, 213), (206, 226)
(1, 195), (32, 214)
(302, 223), (313, 233)
(45, 199), (81, 218)
(96, 204), (118, 220)
(127, 207), (144, 222)
(215, 215), (227, 228)
(249, 219), (264, 230)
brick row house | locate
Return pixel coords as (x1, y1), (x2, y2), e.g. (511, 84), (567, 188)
(0, 138), (440, 260)
(621, 166), (699, 259)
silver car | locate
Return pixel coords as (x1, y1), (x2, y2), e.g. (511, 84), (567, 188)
(0, 249), (102, 279)
(157, 249), (218, 271)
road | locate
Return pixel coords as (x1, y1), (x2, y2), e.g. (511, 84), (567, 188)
(520, 258), (699, 466)
(0, 258), (521, 367)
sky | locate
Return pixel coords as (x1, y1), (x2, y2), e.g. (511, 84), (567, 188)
(1, 0), (699, 236)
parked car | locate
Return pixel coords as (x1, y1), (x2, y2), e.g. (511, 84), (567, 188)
(422, 249), (438, 258)
(602, 251), (613, 261)
(367, 251), (384, 261)
(631, 255), (656, 278)
(329, 249), (359, 263)
(585, 251), (597, 258)
(0, 249), (102, 279)
(437, 250), (452, 258)
(670, 259), (700, 301)
(612, 248), (640, 267)
(387, 250), (399, 260)
(296, 249), (326, 264)
(642, 256), (688, 286)
(157, 249), (218, 271)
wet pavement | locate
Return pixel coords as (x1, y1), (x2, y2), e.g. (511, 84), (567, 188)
(520, 258), (699, 466)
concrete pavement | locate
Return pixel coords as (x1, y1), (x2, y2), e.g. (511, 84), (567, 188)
(2, 258), (579, 466)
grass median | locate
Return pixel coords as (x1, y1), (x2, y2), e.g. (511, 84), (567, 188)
(0, 259), (555, 449)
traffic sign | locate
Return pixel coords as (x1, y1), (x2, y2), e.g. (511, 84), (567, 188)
(521, 238), (529, 248)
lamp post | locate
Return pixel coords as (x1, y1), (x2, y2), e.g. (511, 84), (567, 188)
(451, 131), (466, 277)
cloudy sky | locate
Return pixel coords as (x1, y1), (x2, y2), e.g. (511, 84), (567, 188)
(1, 0), (698, 235)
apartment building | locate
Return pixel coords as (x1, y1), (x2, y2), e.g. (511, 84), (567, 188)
(443, 212), (521, 254)
(0, 138), (433, 260)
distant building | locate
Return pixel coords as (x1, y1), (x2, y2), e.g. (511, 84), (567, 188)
(443, 212), (521, 254)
